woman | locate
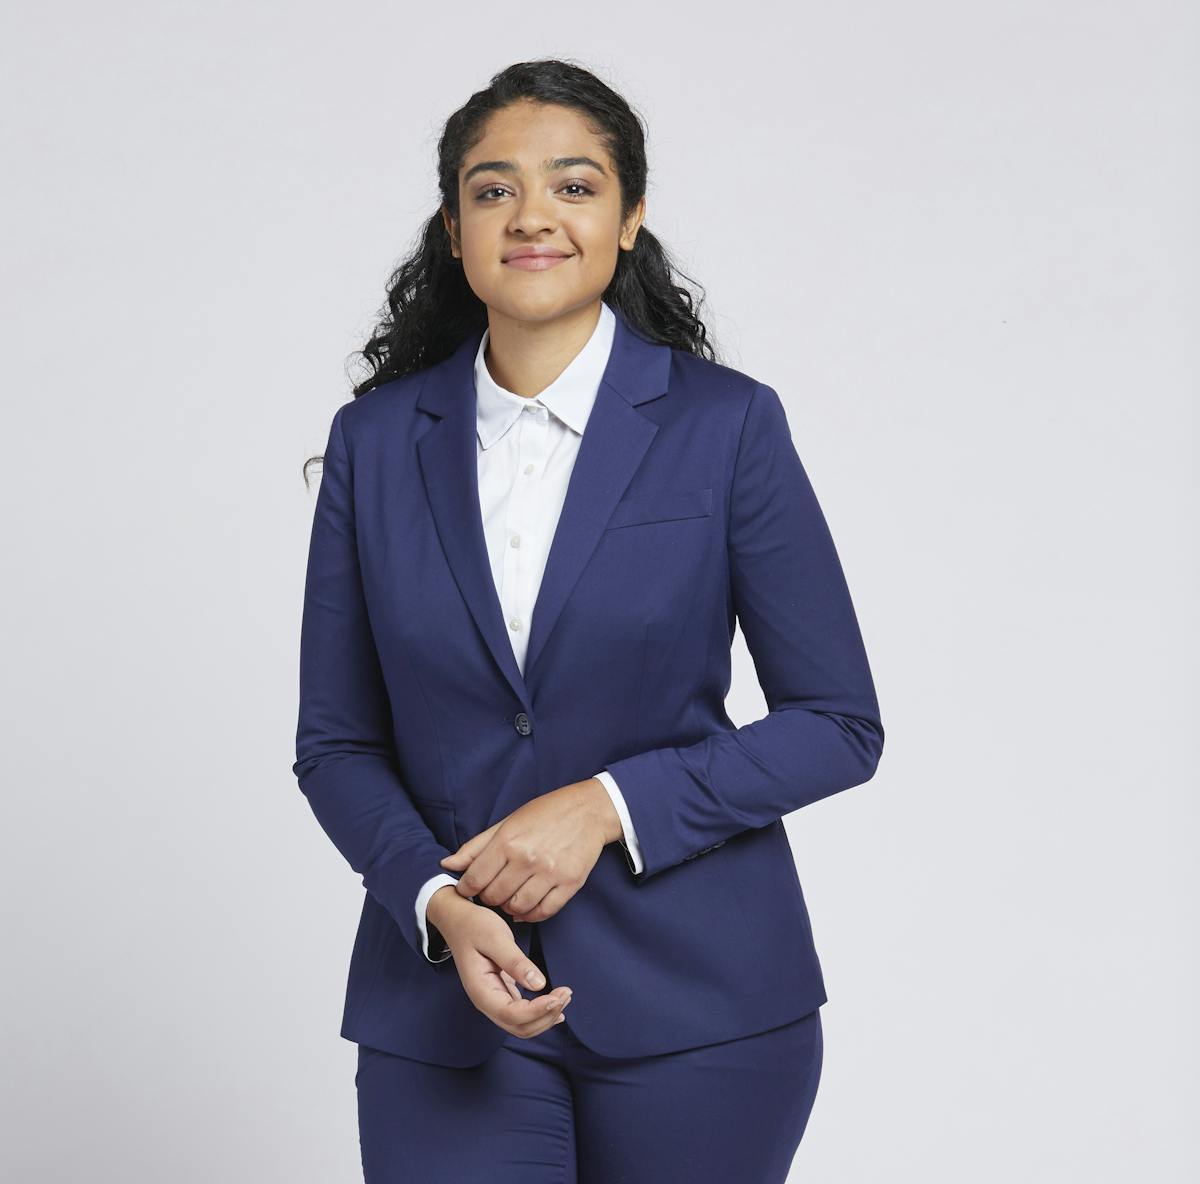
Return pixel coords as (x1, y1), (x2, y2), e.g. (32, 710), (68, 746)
(294, 59), (884, 1183)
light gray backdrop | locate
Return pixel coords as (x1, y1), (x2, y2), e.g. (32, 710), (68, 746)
(2, 2), (1195, 1181)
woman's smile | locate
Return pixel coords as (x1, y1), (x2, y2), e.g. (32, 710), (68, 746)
(503, 254), (573, 271)
(502, 245), (576, 271)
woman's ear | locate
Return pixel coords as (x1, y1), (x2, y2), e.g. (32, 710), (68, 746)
(440, 205), (459, 258)
(620, 195), (647, 251)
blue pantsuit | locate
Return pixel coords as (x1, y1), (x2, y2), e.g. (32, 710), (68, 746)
(294, 302), (881, 1174)
(355, 927), (823, 1183)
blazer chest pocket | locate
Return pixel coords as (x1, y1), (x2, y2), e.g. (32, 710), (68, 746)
(604, 486), (713, 531)
(411, 796), (459, 850)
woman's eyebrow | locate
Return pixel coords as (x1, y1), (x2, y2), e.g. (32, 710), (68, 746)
(463, 155), (609, 184)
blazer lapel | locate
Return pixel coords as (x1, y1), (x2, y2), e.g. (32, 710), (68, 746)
(415, 307), (673, 708)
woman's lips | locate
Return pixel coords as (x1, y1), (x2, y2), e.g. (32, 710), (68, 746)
(503, 254), (573, 271)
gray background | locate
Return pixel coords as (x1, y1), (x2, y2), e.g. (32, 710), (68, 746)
(2, 2), (1195, 1180)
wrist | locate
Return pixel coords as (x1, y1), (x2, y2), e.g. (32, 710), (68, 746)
(427, 881), (472, 930)
(585, 777), (624, 845)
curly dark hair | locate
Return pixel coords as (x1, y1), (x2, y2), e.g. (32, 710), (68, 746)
(304, 58), (721, 484)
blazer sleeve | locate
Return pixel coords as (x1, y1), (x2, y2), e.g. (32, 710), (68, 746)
(292, 403), (458, 960)
(603, 381), (885, 880)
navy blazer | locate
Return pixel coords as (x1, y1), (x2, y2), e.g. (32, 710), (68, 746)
(293, 307), (884, 1067)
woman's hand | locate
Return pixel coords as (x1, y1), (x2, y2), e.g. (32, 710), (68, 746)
(438, 778), (622, 922)
(428, 887), (573, 1038)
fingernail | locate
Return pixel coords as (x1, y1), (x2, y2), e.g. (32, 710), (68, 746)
(526, 969), (545, 988)
(554, 1014), (565, 1024)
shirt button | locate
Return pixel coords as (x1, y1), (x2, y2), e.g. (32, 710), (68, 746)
(508, 616), (522, 632)
(510, 534), (520, 548)
(524, 463), (534, 475)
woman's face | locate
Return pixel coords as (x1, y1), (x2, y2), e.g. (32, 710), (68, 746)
(445, 100), (644, 326)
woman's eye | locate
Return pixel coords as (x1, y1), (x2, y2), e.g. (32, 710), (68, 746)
(475, 182), (595, 202)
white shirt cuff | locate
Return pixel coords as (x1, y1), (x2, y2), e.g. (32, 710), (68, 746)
(594, 769), (645, 875)
(416, 873), (460, 962)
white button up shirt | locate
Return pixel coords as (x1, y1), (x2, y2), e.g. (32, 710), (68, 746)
(415, 300), (644, 962)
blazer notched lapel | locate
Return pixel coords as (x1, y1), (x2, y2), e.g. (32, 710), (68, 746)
(415, 308), (673, 710)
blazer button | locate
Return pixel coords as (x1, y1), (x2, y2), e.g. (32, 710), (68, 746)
(513, 712), (532, 736)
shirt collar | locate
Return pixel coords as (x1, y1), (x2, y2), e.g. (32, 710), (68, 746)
(474, 301), (616, 451)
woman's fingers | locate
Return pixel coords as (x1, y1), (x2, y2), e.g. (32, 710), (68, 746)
(506, 987), (573, 1037)
(489, 983), (572, 1036)
(452, 912), (574, 1036)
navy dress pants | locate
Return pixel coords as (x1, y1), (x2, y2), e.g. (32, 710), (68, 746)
(355, 925), (824, 1183)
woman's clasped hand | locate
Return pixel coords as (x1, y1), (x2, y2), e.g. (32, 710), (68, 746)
(427, 777), (621, 1037)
